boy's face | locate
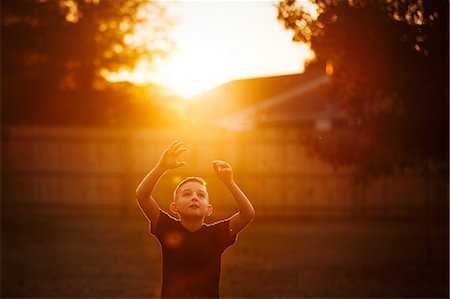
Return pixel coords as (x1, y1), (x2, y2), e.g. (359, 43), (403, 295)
(172, 181), (212, 219)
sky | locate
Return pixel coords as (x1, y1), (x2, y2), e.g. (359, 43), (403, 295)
(106, 1), (316, 98)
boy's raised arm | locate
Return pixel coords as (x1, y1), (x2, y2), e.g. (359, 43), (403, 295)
(212, 160), (255, 236)
(136, 141), (187, 225)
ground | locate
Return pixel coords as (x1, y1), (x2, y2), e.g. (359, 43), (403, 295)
(1, 206), (448, 298)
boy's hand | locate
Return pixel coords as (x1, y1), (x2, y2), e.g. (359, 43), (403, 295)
(212, 160), (233, 184)
(158, 141), (187, 171)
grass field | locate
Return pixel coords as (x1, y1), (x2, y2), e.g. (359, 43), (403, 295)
(2, 206), (448, 298)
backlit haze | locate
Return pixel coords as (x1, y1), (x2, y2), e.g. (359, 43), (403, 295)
(104, 1), (317, 99)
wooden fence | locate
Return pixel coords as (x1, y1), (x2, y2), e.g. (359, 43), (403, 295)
(2, 126), (448, 218)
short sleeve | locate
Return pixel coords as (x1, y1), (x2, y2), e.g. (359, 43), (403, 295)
(150, 210), (177, 240)
(211, 220), (236, 253)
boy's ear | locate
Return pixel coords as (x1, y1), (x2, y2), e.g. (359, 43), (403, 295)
(169, 202), (179, 214)
(206, 203), (213, 216)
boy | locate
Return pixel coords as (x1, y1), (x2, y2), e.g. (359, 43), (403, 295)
(136, 140), (255, 298)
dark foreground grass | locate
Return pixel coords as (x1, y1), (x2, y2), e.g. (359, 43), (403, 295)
(1, 206), (448, 298)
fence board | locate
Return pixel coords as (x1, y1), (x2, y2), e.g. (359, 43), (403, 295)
(2, 126), (448, 218)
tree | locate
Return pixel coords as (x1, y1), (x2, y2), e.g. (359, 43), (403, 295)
(1, 0), (175, 127)
(277, 0), (449, 178)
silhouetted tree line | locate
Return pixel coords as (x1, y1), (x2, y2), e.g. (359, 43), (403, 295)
(278, 0), (449, 178)
(1, 0), (181, 127)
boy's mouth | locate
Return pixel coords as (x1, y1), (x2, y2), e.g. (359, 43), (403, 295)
(189, 203), (200, 208)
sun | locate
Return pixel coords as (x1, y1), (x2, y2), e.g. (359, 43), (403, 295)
(151, 34), (234, 98)
(102, 1), (319, 99)
(103, 30), (234, 99)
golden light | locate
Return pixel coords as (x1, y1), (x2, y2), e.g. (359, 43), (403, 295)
(101, 61), (153, 86)
(103, 1), (319, 99)
(148, 34), (234, 99)
(104, 24), (235, 100)
(103, 35), (233, 99)
(326, 60), (334, 76)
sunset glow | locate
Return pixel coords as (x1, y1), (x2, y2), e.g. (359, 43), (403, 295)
(103, 1), (316, 98)
(144, 33), (234, 98)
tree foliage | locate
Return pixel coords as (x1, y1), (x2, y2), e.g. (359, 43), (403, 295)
(277, 0), (449, 177)
(1, 0), (177, 127)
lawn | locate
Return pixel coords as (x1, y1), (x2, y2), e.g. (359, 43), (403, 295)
(2, 206), (448, 298)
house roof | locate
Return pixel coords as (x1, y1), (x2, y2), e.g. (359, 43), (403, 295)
(187, 63), (345, 130)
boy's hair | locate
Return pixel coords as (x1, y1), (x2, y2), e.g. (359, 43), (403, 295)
(173, 176), (207, 200)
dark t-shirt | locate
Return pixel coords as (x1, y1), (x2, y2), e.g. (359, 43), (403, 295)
(151, 210), (236, 298)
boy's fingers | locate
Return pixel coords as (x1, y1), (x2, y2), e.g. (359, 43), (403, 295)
(212, 160), (231, 169)
(168, 140), (179, 151)
(169, 140), (185, 151)
(176, 161), (187, 167)
(175, 146), (187, 156)
(212, 165), (231, 173)
(212, 162), (220, 172)
(172, 141), (185, 153)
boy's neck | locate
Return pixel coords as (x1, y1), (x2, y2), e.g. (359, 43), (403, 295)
(179, 217), (205, 232)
